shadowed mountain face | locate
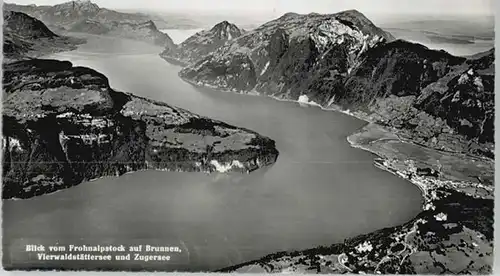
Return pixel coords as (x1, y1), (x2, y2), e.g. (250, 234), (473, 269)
(160, 20), (244, 66)
(176, 10), (494, 158)
(3, 1), (175, 47)
(4, 10), (57, 38)
(3, 10), (85, 61)
(342, 42), (494, 158)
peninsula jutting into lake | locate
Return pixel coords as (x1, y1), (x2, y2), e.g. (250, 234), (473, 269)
(2, 0), (494, 273)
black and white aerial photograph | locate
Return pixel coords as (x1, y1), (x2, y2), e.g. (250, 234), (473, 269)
(1, 0), (496, 273)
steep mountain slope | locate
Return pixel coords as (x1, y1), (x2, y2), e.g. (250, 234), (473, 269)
(3, 1), (175, 47)
(179, 10), (394, 95)
(2, 59), (279, 199)
(160, 20), (244, 66)
(3, 11), (84, 61)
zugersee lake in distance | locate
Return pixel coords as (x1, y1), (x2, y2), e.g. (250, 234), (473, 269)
(3, 34), (423, 271)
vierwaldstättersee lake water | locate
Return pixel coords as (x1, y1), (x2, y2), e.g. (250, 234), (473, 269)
(3, 33), (423, 271)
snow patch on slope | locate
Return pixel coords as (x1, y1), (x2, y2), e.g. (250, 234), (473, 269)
(210, 160), (246, 173)
(260, 61), (270, 75)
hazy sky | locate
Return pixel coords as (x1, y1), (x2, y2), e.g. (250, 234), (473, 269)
(6, 0), (495, 16)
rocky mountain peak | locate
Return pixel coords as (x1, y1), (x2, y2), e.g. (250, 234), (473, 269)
(333, 9), (395, 41)
(53, 0), (100, 15)
(280, 12), (300, 19)
(141, 20), (156, 28)
(336, 9), (364, 18)
(210, 20), (242, 40)
(72, 0), (99, 8)
(213, 20), (231, 27)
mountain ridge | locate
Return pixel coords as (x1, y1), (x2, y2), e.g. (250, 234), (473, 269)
(3, 10), (85, 61)
(3, 0), (175, 46)
(160, 20), (244, 66)
(4, 0), (148, 25)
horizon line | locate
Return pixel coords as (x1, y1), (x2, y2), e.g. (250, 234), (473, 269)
(3, 0), (495, 17)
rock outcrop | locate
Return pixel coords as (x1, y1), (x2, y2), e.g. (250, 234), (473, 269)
(3, 1), (175, 47)
(3, 11), (84, 61)
(160, 20), (244, 66)
(2, 59), (279, 199)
